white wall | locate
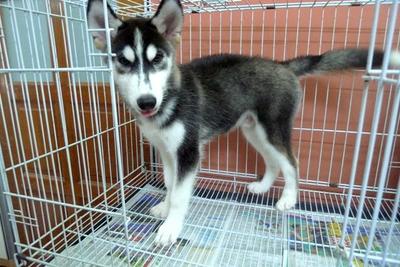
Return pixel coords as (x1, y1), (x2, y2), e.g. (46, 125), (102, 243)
(0, 221), (7, 259)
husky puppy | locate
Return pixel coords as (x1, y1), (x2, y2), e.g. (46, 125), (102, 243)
(87, 0), (400, 246)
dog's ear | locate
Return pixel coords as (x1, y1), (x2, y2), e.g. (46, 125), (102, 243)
(151, 0), (183, 44)
(87, 0), (122, 51)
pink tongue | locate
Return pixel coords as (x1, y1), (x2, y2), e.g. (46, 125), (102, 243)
(141, 110), (155, 117)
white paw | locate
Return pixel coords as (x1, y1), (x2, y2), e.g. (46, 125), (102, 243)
(154, 219), (183, 246)
(276, 193), (297, 211)
(150, 201), (169, 218)
(247, 181), (269, 194)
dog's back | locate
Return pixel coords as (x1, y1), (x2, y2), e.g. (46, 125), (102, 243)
(182, 54), (300, 141)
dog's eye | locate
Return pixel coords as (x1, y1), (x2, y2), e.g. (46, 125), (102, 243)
(152, 51), (164, 64)
(117, 53), (131, 66)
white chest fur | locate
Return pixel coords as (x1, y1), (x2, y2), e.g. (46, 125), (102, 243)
(139, 120), (186, 154)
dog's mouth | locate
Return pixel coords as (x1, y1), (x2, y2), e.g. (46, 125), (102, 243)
(140, 109), (158, 118)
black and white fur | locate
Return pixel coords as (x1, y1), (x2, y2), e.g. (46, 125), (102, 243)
(87, 0), (400, 246)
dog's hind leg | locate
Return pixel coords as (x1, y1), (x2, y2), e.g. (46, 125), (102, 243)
(241, 119), (280, 195)
(242, 115), (298, 210)
(263, 120), (298, 211)
(274, 147), (298, 211)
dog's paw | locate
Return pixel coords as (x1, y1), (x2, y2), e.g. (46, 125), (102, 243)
(154, 219), (183, 246)
(247, 181), (269, 194)
(150, 201), (169, 218)
(276, 193), (297, 211)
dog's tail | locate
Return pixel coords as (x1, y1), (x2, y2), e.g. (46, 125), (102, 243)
(280, 48), (400, 76)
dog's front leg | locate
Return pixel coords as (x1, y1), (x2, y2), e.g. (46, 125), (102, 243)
(154, 142), (199, 246)
(150, 150), (174, 218)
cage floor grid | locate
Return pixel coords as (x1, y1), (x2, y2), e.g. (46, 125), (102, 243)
(20, 173), (399, 267)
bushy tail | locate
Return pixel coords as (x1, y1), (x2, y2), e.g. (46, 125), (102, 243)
(281, 48), (400, 76)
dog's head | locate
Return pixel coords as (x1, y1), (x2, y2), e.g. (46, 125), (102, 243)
(87, 0), (183, 118)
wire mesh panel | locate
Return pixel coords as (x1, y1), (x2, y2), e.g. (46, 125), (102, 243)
(0, 0), (145, 264)
(0, 0), (399, 266)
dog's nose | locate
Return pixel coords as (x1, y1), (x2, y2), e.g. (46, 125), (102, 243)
(137, 95), (157, 111)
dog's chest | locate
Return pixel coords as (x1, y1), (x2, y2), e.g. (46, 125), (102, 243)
(139, 120), (186, 154)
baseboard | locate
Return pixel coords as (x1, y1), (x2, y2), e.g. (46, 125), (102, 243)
(0, 259), (15, 267)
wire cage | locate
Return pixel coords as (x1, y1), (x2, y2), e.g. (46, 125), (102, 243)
(0, 0), (399, 266)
